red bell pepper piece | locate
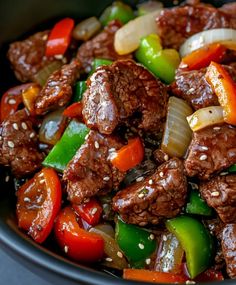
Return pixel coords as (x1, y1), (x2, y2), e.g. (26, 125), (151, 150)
(45, 18), (75, 56)
(54, 207), (104, 262)
(63, 102), (83, 118)
(111, 137), (144, 172)
(73, 198), (103, 226)
(179, 43), (226, 71)
(16, 168), (62, 243)
(205, 61), (236, 125)
(0, 83), (32, 122)
(123, 269), (188, 284)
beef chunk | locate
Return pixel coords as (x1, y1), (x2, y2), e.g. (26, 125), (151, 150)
(35, 60), (80, 115)
(7, 31), (55, 82)
(221, 224), (236, 279)
(82, 59), (168, 135)
(171, 65), (236, 110)
(112, 158), (187, 226)
(63, 130), (125, 204)
(0, 109), (43, 177)
(200, 175), (236, 223)
(185, 124), (236, 180)
(156, 5), (236, 50)
(219, 2), (236, 17)
(77, 20), (131, 73)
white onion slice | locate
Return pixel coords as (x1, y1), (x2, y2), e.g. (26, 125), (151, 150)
(187, 106), (224, 132)
(180, 28), (236, 57)
(114, 10), (162, 55)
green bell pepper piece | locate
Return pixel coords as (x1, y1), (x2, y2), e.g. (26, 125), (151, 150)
(73, 81), (87, 102)
(228, 164), (236, 173)
(135, 34), (180, 84)
(166, 215), (215, 279)
(186, 189), (214, 216)
(115, 218), (157, 268)
(90, 58), (113, 75)
(43, 120), (89, 172)
(100, 1), (135, 26)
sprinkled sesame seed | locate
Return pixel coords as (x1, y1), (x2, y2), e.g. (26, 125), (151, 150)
(85, 134), (89, 140)
(149, 234), (155, 240)
(91, 208), (98, 215)
(54, 54), (63, 60)
(5, 176), (10, 182)
(159, 172), (164, 178)
(42, 34), (48, 41)
(186, 281), (196, 284)
(211, 191), (220, 197)
(8, 99), (16, 105)
(38, 172), (44, 177)
(103, 176), (110, 181)
(84, 198), (90, 203)
(13, 123), (19, 130)
(23, 197), (31, 202)
(213, 126), (221, 131)
(148, 179), (153, 185)
(39, 179), (45, 184)
(164, 154), (169, 161)
(7, 141), (15, 148)
(94, 141), (99, 149)
(162, 235), (167, 242)
(199, 154), (207, 161)
(29, 132), (35, 138)
(220, 172), (228, 176)
(105, 257), (113, 262)
(145, 258), (151, 265)
(188, 88), (194, 93)
(21, 122), (28, 130)
(136, 176), (144, 182)
(0, 136), (2, 140)
(200, 146), (208, 151)
(138, 193), (145, 198)
(109, 148), (116, 153)
(64, 245), (69, 253)
(138, 243), (144, 250)
(117, 251), (123, 258)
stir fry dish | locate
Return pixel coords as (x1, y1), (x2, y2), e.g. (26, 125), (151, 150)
(2, 0), (236, 283)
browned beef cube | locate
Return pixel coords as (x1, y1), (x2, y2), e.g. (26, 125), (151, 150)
(112, 158), (187, 226)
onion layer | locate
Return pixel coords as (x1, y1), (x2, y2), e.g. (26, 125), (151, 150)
(137, 1), (163, 16)
(161, 97), (193, 158)
(187, 106), (224, 132)
(72, 17), (101, 41)
(180, 28), (236, 57)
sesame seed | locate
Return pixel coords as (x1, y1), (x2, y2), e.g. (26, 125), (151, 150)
(38, 172), (44, 177)
(162, 235), (167, 242)
(109, 148), (116, 153)
(103, 176), (110, 181)
(211, 191), (220, 197)
(213, 127), (221, 131)
(5, 176), (10, 182)
(199, 154), (207, 161)
(188, 88), (195, 93)
(39, 179), (45, 184)
(29, 132), (35, 138)
(136, 176), (144, 182)
(105, 257), (113, 262)
(83, 198), (90, 203)
(164, 154), (169, 161)
(159, 172), (164, 178)
(91, 208), (98, 215)
(200, 146), (208, 151)
(64, 245), (69, 253)
(94, 141), (99, 149)
(186, 281), (196, 284)
(13, 123), (19, 130)
(148, 179), (153, 185)
(7, 141), (15, 148)
(21, 122), (28, 130)
(23, 197), (31, 202)
(117, 251), (123, 258)
(145, 258), (151, 265)
(138, 193), (145, 198)
(149, 234), (155, 240)
(138, 243), (144, 250)
(42, 34), (48, 41)
(0, 136), (2, 140)
(54, 54), (63, 60)
(8, 99), (16, 105)
(85, 134), (89, 140)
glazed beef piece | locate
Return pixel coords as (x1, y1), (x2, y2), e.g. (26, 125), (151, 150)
(63, 130), (125, 205)
(7, 31), (55, 82)
(156, 5), (236, 50)
(82, 59), (168, 135)
(0, 109), (43, 177)
(35, 60), (80, 115)
(77, 20), (131, 73)
(221, 224), (236, 279)
(185, 124), (236, 180)
(200, 175), (236, 223)
(112, 158), (187, 226)
(171, 65), (236, 110)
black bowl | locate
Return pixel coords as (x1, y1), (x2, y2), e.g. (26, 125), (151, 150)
(0, 0), (235, 284)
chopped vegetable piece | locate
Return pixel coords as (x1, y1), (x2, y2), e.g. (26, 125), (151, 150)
(205, 61), (236, 125)
(72, 17), (101, 41)
(137, 1), (163, 16)
(100, 1), (134, 26)
(17, 168), (62, 243)
(179, 44), (226, 71)
(114, 10), (161, 55)
(136, 34), (180, 83)
(0, 83), (32, 122)
(111, 137), (144, 172)
(33, 61), (62, 86)
(228, 164), (236, 173)
(54, 207), (104, 262)
(43, 120), (89, 171)
(63, 102), (83, 118)
(116, 218), (156, 267)
(73, 81), (87, 102)
(90, 58), (113, 75)
(186, 189), (214, 216)
(45, 18), (74, 56)
(187, 106), (224, 132)
(39, 109), (67, 145)
(161, 97), (193, 158)
(166, 215), (215, 279)
(123, 269), (187, 283)
(73, 198), (103, 226)
(22, 84), (41, 114)
(90, 225), (128, 270)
